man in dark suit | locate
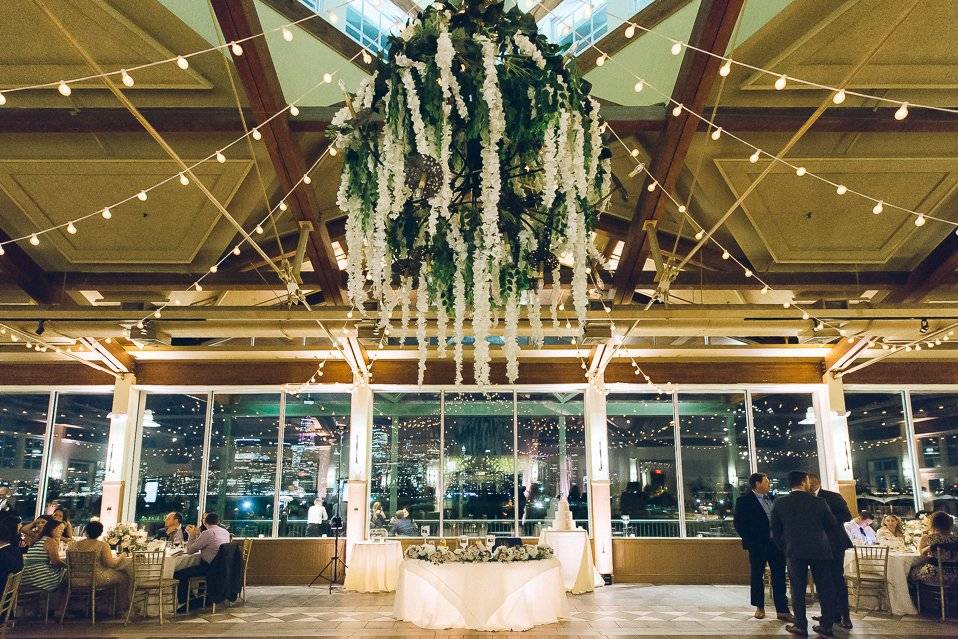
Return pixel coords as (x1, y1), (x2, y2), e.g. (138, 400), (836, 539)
(771, 471), (838, 637)
(808, 473), (853, 630)
(0, 515), (24, 591)
(733, 472), (791, 621)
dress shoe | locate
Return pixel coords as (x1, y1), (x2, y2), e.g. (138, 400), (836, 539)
(785, 623), (808, 636)
(754, 607), (766, 619)
(778, 612), (795, 622)
(839, 617), (853, 630)
(812, 624), (834, 637)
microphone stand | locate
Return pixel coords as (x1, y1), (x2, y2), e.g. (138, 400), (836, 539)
(308, 504), (347, 592)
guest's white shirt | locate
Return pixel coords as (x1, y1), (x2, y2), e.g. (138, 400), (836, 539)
(307, 503), (328, 525)
(845, 520), (877, 545)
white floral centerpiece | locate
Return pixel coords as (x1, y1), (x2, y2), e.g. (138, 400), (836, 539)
(104, 522), (164, 554)
(405, 542), (553, 564)
(901, 514), (928, 550)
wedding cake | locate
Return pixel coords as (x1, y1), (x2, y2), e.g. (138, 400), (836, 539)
(550, 498), (576, 531)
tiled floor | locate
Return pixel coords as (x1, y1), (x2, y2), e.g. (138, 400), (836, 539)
(5, 584), (953, 638)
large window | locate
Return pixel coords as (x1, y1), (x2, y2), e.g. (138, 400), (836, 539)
(133, 393), (207, 533)
(678, 393), (749, 537)
(909, 393), (958, 515)
(44, 393), (112, 525)
(280, 392), (350, 537)
(752, 393), (821, 494)
(517, 392), (588, 535)
(845, 392), (914, 518)
(207, 393), (280, 537)
(443, 392), (515, 536)
(0, 394), (49, 521)
(607, 393), (680, 537)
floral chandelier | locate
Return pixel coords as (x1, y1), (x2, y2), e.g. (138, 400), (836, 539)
(331, 0), (611, 385)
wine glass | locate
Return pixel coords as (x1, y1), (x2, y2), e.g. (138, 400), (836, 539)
(485, 534), (495, 550)
(458, 535), (468, 550)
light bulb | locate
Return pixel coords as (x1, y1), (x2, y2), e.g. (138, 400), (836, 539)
(895, 102), (909, 120)
(278, 200), (288, 212)
(670, 41), (682, 55)
(872, 200), (884, 214)
(774, 75), (787, 90)
(179, 173), (189, 186)
(915, 214), (926, 226)
(802, 311), (809, 320)
(58, 81), (71, 96)
(646, 182), (656, 192)
(176, 55), (189, 70)
(678, 205), (687, 213)
(137, 190), (148, 201)
(630, 148), (640, 158)
(154, 310), (161, 318)
(29, 234), (39, 246)
(633, 80), (644, 93)
(255, 225), (264, 235)
(625, 24), (636, 38)
(121, 69), (134, 87)
(814, 322), (823, 331)
(596, 54), (607, 67)
(329, 147), (338, 156)
(695, 230), (704, 240)
(744, 269), (753, 278)
(67, 222), (77, 234)
(760, 285), (769, 295)
(232, 246), (241, 256)
(289, 104), (300, 117)
(216, 151), (226, 163)
(832, 89), (846, 104)
(231, 41), (243, 56)
(194, 283), (203, 292)
(836, 184), (847, 195)
(303, 175), (312, 184)
(327, 10), (339, 24)
(282, 27), (293, 42)
(721, 250), (729, 260)
(323, 72), (333, 83)
(210, 265), (218, 273)
(101, 208), (112, 219)
(783, 301), (791, 308)
(251, 128), (262, 140)
(0, 92), (6, 106)
(136, 320), (144, 329)
(719, 60), (732, 77)
(710, 126), (722, 140)
(672, 103), (683, 117)
(749, 150), (760, 163)
(795, 166), (806, 176)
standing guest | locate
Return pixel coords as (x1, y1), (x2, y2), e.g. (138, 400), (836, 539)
(909, 511), (958, 589)
(157, 512), (188, 545)
(174, 512), (230, 607)
(306, 498), (329, 537)
(807, 473), (854, 630)
(388, 509), (417, 536)
(50, 507), (74, 541)
(370, 502), (387, 530)
(0, 516), (24, 590)
(844, 510), (876, 545)
(733, 472), (792, 621)
(876, 514), (906, 549)
(21, 517), (67, 593)
(770, 471), (838, 638)
(68, 520), (131, 609)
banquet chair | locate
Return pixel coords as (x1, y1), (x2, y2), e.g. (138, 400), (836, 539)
(916, 541), (958, 622)
(60, 550), (118, 624)
(240, 538), (253, 602)
(125, 550), (177, 625)
(16, 584), (52, 624)
(849, 545), (889, 612)
(1, 571), (22, 639)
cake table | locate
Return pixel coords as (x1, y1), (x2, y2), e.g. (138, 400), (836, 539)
(538, 498), (603, 594)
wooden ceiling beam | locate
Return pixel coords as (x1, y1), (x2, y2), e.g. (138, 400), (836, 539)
(0, 228), (59, 305)
(823, 337), (872, 376)
(611, 0), (745, 304)
(884, 232), (958, 304)
(211, 0), (345, 305)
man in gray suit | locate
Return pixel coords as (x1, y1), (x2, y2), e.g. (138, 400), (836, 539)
(770, 471), (838, 637)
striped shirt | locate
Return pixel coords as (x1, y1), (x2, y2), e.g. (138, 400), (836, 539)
(22, 536), (65, 592)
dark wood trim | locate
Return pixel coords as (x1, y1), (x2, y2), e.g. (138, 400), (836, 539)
(605, 360), (823, 384)
(0, 363), (114, 385)
(136, 360), (353, 385)
(0, 228), (58, 305)
(0, 271), (328, 293)
(842, 361), (958, 385)
(211, 0), (345, 304)
(611, 0), (745, 304)
(883, 232), (958, 304)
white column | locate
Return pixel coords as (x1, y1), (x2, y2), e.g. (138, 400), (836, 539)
(822, 374), (857, 514)
(345, 375), (373, 562)
(101, 373), (138, 527)
(585, 376), (613, 576)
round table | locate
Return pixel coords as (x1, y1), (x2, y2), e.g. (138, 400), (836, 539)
(344, 540), (404, 592)
(538, 528), (603, 594)
(843, 547), (922, 616)
(393, 558), (568, 631)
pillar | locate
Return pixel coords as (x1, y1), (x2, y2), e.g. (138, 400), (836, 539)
(823, 374), (857, 516)
(345, 376), (373, 561)
(557, 415), (569, 499)
(101, 373), (138, 528)
(388, 417), (399, 514)
(585, 376), (613, 577)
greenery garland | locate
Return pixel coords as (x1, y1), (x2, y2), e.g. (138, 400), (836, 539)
(331, 0), (611, 385)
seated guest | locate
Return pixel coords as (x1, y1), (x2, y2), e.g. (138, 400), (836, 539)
(157, 512), (189, 545)
(19, 516), (48, 552)
(388, 509), (417, 536)
(909, 511), (958, 588)
(844, 510), (876, 545)
(876, 514), (906, 548)
(306, 498), (328, 537)
(50, 506), (74, 541)
(21, 517), (67, 593)
(175, 512), (230, 607)
(0, 516), (24, 589)
(68, 520), (131, 609)
(370, 502), (387, 530)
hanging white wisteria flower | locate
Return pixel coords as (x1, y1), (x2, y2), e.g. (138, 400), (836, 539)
(331, 0), (610, 385)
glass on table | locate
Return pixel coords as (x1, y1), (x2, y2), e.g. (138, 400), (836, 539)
(458, 535), (468, 550)
(485, 534), (495, 550)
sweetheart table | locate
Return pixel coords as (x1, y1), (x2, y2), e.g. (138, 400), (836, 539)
(392, 558), (569, 631)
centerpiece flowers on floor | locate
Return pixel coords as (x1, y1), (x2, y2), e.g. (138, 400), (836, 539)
(405, 542), (554, 564)
(331, 0), (611, 385)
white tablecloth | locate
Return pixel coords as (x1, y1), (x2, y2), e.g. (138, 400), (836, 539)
(843, 548), (921, 616)
(344, 541), (404, 592)
(393, 558), (569, 631)
(538, 529), (603, 594)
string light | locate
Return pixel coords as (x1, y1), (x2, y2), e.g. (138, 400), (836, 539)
(832, 89), (846, 104)
(230, 41), (244, 56)
(873, 201), (884, 215)
(749, 150), (760, 163)
(0, 92), (6, 106)
(210, 265), (218, 273)
(289, 104), (300, 117)
(625, 24), (636, 38)
(670, 41), (682, 55)
(232, 246), (241, 256)
(29, 234), (39, 246)
(282, 27), (294, 42)
(101, 207), (112, 219)
(596, 54), (607, 67)
(251, 128), (262, 141)
(66, 222), (77, 234)
(179, 173), (189, 186)
(323, 72), (333, 83)
(176, 55), (189, 70)
(120, 69), (134, 87)
(836, 184), (847, 195)
(895, 102), (909, 120)
(795, 166), (806, 177)
(719, 60), (732, 77)
(915, 214), (926, 227)
(633, 80), (644, 92)
(137, 191), (148, 201)
(671, 103), (683, 117)
(710, 126), (722, 141)
(216, 151), (226, 163)
(774, 74), (787, 90)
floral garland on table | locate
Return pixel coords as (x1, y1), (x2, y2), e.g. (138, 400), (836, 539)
(331, 0), (611, 385)
(104, 522), (165, 554)
(404, 542), (554, 564)
(901, 514), (928, 550)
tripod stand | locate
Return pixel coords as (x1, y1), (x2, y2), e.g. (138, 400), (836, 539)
(309, 511), (347, 592)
